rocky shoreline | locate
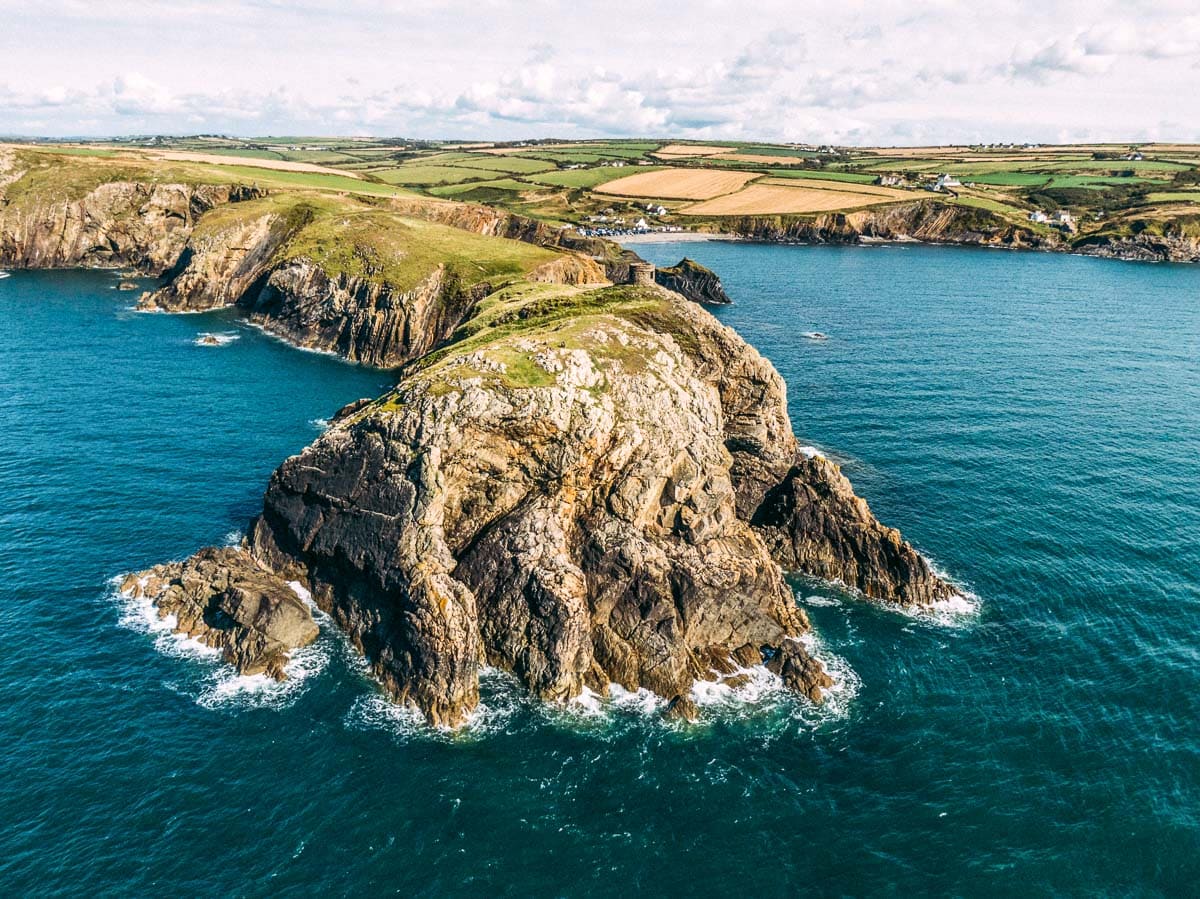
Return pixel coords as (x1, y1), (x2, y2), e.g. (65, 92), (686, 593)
(2, 149), (960, 726)
(689, 201), (1200, 264)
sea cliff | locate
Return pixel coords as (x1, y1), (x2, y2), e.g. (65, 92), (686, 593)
(2, 149), (955, 726)
(704, 200), (1200, 263)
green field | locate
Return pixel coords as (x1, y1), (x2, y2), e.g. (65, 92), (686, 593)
(765, 168), (880, 184)
(449, 156), (557, 174)
(525, 167), (664, 189)
(371, 165), (490, 185)
(34, 135), (1200, 238)
(429, 178), (534, 198)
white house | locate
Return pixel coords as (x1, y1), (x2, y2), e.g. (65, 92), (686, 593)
(1029, 210), (1049, 224)
(935, 174), (962, 191)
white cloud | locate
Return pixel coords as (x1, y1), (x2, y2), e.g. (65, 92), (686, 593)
(0, 2), (1197, 142)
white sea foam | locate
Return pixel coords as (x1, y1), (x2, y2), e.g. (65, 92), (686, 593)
(800, 592), (842, 608)
(112, 575), (222, 662)
(242, 321), (342, 358)
(195, 637), (331, 710)
(222, 530), (243, 547)
(309, 418), (330, 431)
(797, 445), (826, 460)
(110, 571), (329, 711)
(194, 331), (240, 347)
(0, 271), (10, 279)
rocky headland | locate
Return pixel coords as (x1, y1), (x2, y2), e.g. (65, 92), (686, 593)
(3, 148), (956, 726)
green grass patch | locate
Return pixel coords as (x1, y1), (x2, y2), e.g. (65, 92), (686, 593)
(428, 178), (534, 198)
(447, 156), (557, 175)
(1143, 192), (1200, 203)
(372, 165), (491, 185)
(525, 166), (664, 189)
(763, 168), (880, 184)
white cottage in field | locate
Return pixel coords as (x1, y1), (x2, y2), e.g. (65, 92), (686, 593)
(1029, 210), (1049, 224)
(934, 173), (962, 191)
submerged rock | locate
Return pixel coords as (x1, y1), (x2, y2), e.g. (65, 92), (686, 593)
(121, 547), (318, 679)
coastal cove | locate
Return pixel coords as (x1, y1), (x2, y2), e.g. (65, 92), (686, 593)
(2, 241), (1198, 892)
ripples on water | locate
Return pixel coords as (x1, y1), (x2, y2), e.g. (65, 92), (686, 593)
(1, 252), (1198, 893)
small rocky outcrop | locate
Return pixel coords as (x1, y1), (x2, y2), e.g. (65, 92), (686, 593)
(121, 547), (318, 679)
(654, 257), (731, 305)
(752, 450), (954, 605)
(766, 639), (834, 702)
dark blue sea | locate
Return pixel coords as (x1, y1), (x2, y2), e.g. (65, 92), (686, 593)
(1, 243), (1197, 895)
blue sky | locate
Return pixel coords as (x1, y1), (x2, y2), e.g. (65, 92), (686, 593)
(2, 1), (1198, 143)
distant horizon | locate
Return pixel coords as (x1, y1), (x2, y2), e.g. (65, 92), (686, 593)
(0, 134), (1179, 149)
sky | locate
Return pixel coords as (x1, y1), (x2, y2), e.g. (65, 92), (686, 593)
(1, 1), (1198, 144)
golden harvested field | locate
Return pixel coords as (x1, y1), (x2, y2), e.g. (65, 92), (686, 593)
(139, 150), (363, 178)
(682, 182), (905, 216)
(651, 144), (729, 158)
(594, 168), (760, 199)
(712, 153), (807, 165)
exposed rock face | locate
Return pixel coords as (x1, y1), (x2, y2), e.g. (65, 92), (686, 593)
(766, 639), (834, 702)
(720, 202), (1054, 251)
(752, 451), (954, 605)
(141, 211), (286, 311)
(0, 180), (264, 272)
(121, 547), (318, 679)
(246, 304), (816, 725)
(240, 261), (485, 367)
(1073, 230), (1200, 263)
(654, 257), (731, 305)
(135, 198), (605, 368)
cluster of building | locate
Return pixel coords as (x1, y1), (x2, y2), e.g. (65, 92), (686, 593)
(577, 205), (683, 236)
(873, 173), (967, 192)
(576, 222), (687, 237)
(1028, 209), (1077, 231)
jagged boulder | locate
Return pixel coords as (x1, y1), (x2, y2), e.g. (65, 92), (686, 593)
(121, 547), (318, 679)
(752, 450), (954, 605)
(654, 257), (731, 305)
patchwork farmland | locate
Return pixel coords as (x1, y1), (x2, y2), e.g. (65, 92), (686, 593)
(40, 135), (1200, 250)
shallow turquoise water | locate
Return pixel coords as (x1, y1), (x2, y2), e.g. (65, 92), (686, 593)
(1, 247), (1198, 895)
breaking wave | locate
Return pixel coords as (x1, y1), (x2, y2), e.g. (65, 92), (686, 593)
(194, 331), (240, 347)
(110, 574), (331, 711)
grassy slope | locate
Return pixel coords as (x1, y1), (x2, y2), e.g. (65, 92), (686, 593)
(1, 151), (563, 295)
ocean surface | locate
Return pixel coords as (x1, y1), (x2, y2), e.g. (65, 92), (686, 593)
(0, 246), (1197, 896)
